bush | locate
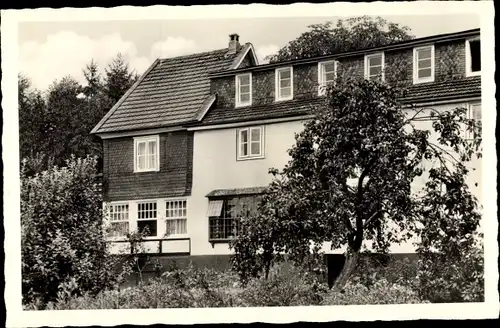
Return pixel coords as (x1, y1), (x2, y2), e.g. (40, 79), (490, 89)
(322, 278), (427, 305)
(415, 243), (484, 303)
(21, 156), (125, 307)
(28, 261), (430, 310)
(237, 262), (329, 307)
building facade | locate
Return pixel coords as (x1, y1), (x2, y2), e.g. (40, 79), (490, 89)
(91, 29), (482, 261)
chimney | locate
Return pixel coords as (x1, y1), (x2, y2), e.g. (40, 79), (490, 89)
(228, 33), (240, 54)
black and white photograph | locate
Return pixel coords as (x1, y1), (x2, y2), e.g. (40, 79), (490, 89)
(2, 2), (498, 326)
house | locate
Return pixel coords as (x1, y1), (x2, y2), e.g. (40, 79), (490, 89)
(91, 29), (482, 269)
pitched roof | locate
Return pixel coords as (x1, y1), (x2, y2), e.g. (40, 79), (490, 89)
(91, 46), (253, 134)
(200, 98), (323, 126)
(401, 76), (481, 104)
(195, 76), (481, 127)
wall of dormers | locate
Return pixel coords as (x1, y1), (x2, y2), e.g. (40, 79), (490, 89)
(210, 37), (474, 107)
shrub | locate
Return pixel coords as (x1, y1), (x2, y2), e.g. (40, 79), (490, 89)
(322, 278), (427, 305)
(28, 261), (431, 310)
(21, 156), (125, 307)
(415, 242), (484, 303)
(237, 262), (329, 307)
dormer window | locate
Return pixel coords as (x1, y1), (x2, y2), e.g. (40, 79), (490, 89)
(466, 38), (481, 77)
(235, 73), (252, 107)
(275, 67), (293, 101)
(365, 53), (385, 81)
(318, 60), (336, 96)
(413, 45), (435, 84)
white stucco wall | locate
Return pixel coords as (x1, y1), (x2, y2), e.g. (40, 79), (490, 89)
(189, 120), (305, 255)
(189, 100), (483, 256)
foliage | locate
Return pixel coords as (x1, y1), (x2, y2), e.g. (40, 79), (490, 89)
(230, 76), (482, 289)
(21, 156), (127, 307)
(104, 53), (138, 104)
(322, 278), (426, 305)
(415, 235), (484, 303)
(19, 54), (139, 176)
(25, 261), (428, 310)
(267, 16), (414, 63)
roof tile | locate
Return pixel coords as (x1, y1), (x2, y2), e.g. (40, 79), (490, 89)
(199, 77), (481, 126)
(93, 48), (241, 134)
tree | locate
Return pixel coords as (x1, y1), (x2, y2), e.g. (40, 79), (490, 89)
(230, 76), (482, 291)
(18, 74), (53, 174)
(21, 156), (125, 307)
(266, 16), (414, 63)
(104, 53), (137, 104)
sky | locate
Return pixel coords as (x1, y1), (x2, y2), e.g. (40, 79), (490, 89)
(18, 14), (480, 91)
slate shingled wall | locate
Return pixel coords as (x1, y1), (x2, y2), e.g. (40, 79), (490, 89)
(102, 131), (194, 201)
(212, 39), (471, 105)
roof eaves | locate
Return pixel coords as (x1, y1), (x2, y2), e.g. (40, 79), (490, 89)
(230, 43), (260, 69)
(196, 94), (217, 121)
(91, 58), (160, 135)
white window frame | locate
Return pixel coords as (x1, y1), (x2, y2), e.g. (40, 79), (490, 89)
(465, 102), (482, 140)
(133, 135), (160, 173)
(237, 126), (264, 160)
(364, 52), (385, 81)
(318, 60), (337, 96)
(106, 202), (130, 240)
(275, 66), (293, 101)
(165, 199), (188, 237)
(413, 45), (435, 84)
(136, 200), (158, 237)
(465, 38), (481, 77)
(235, 73), (252, 107)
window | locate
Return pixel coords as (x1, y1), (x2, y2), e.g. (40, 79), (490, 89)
(466, 38), (481, 76)
(466, 103), (482, 140)
(275, 67), (293, 101)
(235, 73), (252, 107)
(413, 45), (435, 84)
(137, 201), (157, 237)
(208, 196), (260, 241)
(237, 126), (263, 160)
(108, 203), (129, 237)
(134, 136), (159, 172)
(365, 53), (385, 81)
(165, 200), (187, 236)
(318, 61), (336, 96)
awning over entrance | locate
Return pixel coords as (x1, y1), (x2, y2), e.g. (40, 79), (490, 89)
(205, 186), (268, 198)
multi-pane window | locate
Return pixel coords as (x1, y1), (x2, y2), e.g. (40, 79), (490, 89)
(134, 136), (159, 172)
(466, 103), (482, 140)
(108, 204), (129, 237)
(236, 73), (252, 107)
(365, 53), (384, 81)
(208, 196), (260, 241)
(413, 45), (435, 83)
(318, 61), (336, 96)
(237, 126), (263, 160)
(137, 201), (157, 237)
(466, 38), (481, 76)
(165, 200), (187, 236)
(275, 67), (293, 101)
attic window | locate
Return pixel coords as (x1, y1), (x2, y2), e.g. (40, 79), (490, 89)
(365, 53), (385, 81)
(318, 61), (336, 96)
(235, 73), (252, 107)
(275, 67), (293, 101)
(466, 38), (481, 76)
(413, 45), (435, 84)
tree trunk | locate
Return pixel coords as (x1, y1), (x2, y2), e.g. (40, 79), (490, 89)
(332, 245), (360, 292)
